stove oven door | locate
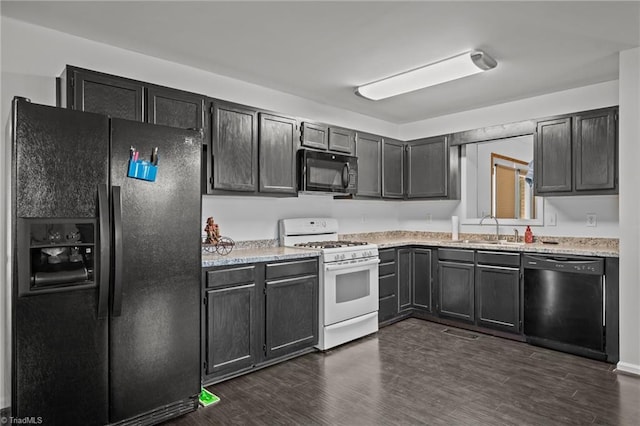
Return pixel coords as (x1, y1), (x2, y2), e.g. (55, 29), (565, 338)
(323, 258), (379, 326)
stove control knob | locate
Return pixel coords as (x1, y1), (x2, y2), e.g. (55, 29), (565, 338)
(321, 221), (326, 227)
(351, 253), (357, 258)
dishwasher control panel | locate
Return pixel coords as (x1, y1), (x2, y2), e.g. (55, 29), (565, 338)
(523, 255), (604, 275)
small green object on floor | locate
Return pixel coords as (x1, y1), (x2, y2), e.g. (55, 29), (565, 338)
(199, 388), (220, 407)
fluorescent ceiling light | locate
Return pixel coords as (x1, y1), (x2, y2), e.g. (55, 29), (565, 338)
(356, 50), (497, 101)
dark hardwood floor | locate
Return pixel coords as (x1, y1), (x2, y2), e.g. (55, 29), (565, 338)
(166, 318), (640, 425)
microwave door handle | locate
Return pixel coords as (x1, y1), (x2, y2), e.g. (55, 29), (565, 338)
(342, 163), (350, 189)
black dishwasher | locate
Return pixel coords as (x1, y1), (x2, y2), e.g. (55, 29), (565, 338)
(523, 254), (606, 360)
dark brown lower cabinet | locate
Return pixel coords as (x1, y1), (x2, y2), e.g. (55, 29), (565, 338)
(205, 283), (256, 377)
(398, 249), (412, 312)
(437, 249), (475, 322)
(378, 248), (398, 323)
(203, 258), (318, 384)
(475, 265), (520, 333)
(475, 251), (521, 333)
(438, 261), (475, 322)
(397, 247), (434, 315)
(412, 248), (433, 312)
(265, 274), (318, 359)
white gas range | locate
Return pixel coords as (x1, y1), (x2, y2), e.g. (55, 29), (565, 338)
(279, 218), (379, 350)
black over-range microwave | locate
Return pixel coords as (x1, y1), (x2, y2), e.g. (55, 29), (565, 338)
(298, 149), (358, 195)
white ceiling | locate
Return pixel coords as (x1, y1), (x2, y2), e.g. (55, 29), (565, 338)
(2, 1), (639, 124)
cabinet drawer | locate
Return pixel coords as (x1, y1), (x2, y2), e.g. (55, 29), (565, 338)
(379, 262), (397, 276)
(476, 251), (520, 268)
(379, 295), (398, 322)
(206, 265), (256, 288)
(438, 248), (474, 263)
(379, 274), (397, 298)
(266, 259), (318, 280)
(378, 249), (397, 263)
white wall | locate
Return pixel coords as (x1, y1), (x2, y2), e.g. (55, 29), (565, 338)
(618, 47), (640, 375)
(201, 194), (402, 241)
(400, 81), (620, 140)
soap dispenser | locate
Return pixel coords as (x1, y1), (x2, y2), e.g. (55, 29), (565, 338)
(524, 226), (534, 243)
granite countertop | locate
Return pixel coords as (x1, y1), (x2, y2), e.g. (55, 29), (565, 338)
(202, 246), (321, 267)
(201, 231), (618, 267)
(341, 231), (619, 257)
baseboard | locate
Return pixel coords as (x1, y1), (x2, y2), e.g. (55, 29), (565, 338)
(615, 361), (640, 377)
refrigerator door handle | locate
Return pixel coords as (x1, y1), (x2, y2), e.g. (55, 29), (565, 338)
(97, 184), (110, 319)
(112, 185), (124, 317)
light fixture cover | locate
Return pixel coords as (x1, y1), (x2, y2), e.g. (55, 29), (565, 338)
(356, 50), (497, 101)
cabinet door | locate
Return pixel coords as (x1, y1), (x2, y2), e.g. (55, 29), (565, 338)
(328, 126), (355, 154)
(211, 101), (258, 192)
(397, 249), (412, 312)
(574, 109), (617, 192)
(146, 86), (205, 130)
(438, 261), (474, 322)
(71, 69), (144, 121)
(259, 113), (298, 194)
(205, 284), (256, 376)
(413, 249), (433, 312)
(406, 136), (448, 198)
(476, 265), (520, 333)
(356, 132), (382, 197)
(301, 121), (328, 150)
(382, 139), (405, 199)
(535, 118), (572, 193)
(265, 275), (318, 359)
(378, 249), (398, 323)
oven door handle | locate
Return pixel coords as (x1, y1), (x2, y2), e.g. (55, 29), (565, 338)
(325, 258), (380, 272)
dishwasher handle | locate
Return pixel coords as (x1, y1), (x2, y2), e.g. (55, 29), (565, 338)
(522, 254), (604, 275)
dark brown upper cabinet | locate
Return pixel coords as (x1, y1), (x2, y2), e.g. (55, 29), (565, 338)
(210, 101), (258, 192)
(58, 66), (144, 121)
(406, 135), (453, 199)
(573, 109), (617, 192)
(146, 86), (205, 130)
(58, 65), (206, 130)
(535, 117), (573, 193)
(355, 132), (382, 198)
(382, 138), (405, 199)
(535, 107), (617, 196)
(329, 126), (356, 155)
(300, 121), (328, 150)
(259, 113), (298, 195)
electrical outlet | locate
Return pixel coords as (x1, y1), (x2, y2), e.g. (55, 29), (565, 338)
(586, 213), (597, 227)
(547, 213), (557, 226)
(426, 213), (432, 223)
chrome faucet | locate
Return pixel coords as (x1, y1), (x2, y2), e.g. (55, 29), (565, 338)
(514, 228), (519, 243)
(479, 214), (500, 241)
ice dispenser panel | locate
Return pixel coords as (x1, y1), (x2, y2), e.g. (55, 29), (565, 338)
(18, 218), (96, 296)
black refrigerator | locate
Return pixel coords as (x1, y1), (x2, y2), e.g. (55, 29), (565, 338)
(10, 97), (202, 425)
